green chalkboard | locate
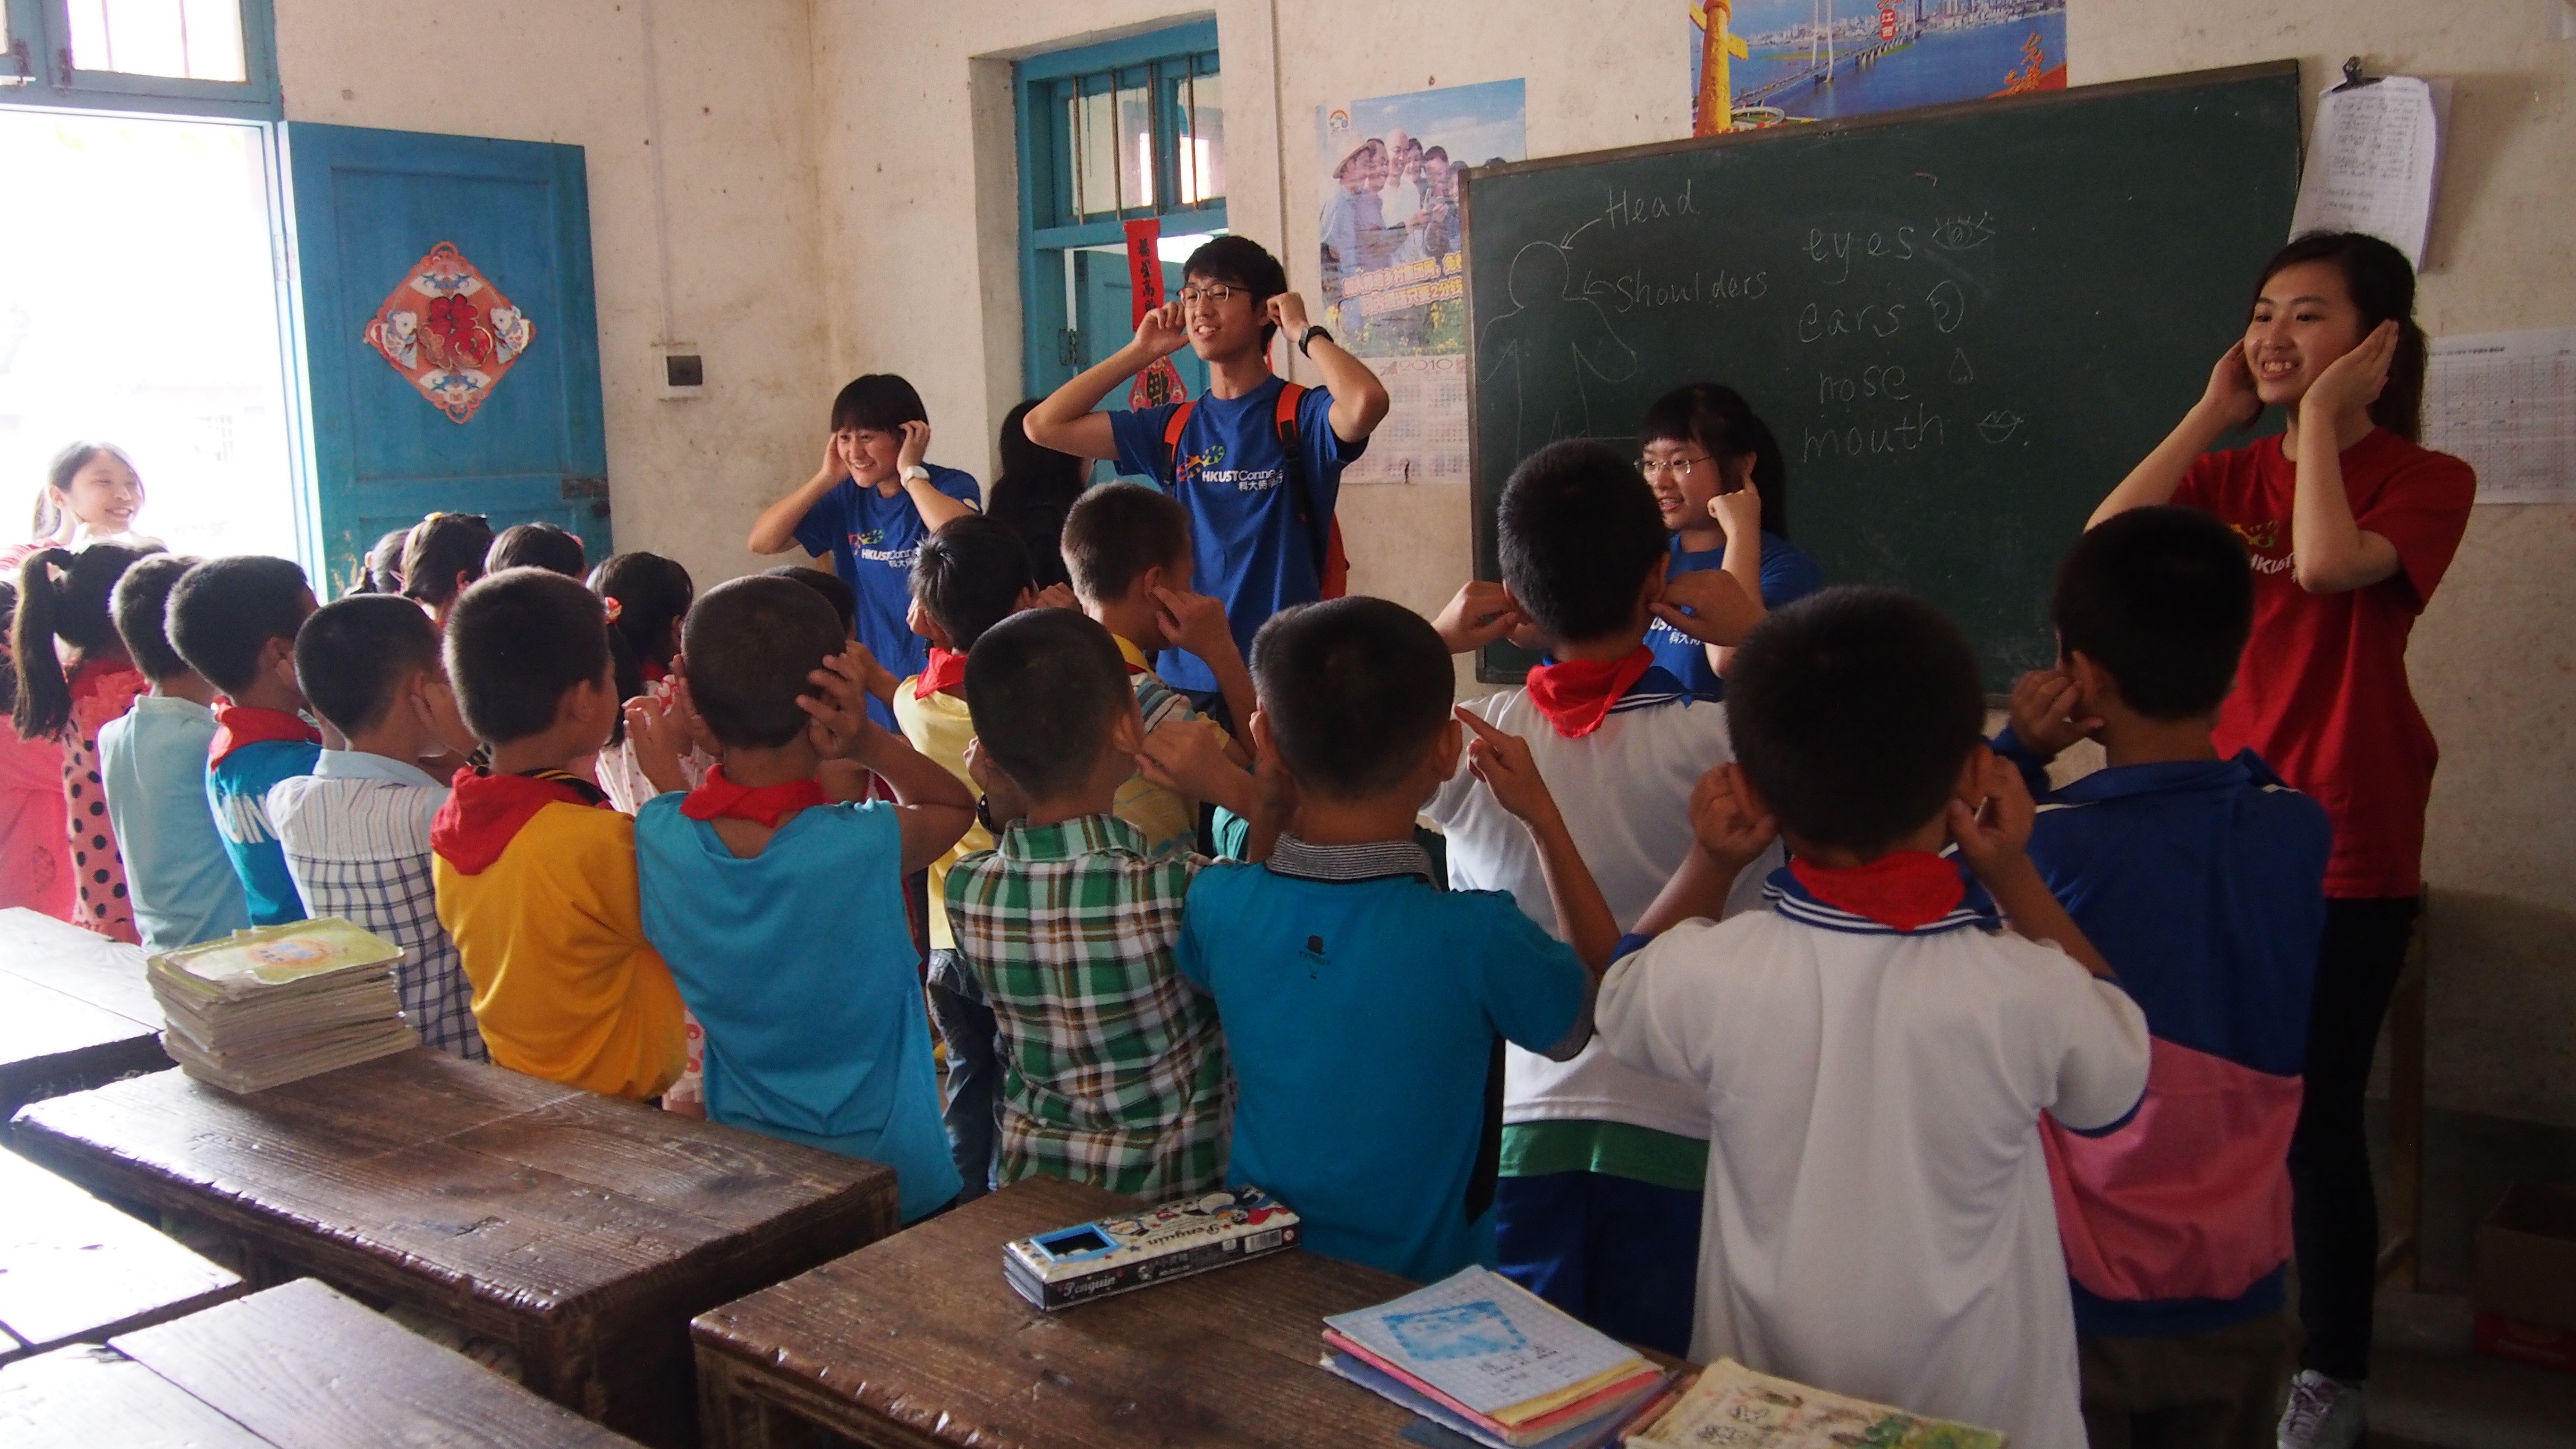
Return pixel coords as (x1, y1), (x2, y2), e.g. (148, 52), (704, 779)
(1461, 62), (2303, 688)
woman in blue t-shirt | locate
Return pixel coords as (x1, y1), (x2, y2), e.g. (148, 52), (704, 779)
(1637, 382), (1822, 698)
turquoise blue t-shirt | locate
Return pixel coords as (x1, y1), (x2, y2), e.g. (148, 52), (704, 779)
(790, 463), (982, 727)
(1109, 377), (1365, 694)
(100, 697), (250, 952)
(634, 796), (960, 1222)
(1175, 846), (1587, 1282)
(1645, 530), (1824, 701)
(208, 738), (320, 927)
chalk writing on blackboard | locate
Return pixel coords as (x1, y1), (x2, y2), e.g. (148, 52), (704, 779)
(1477, 241), (1640, 453)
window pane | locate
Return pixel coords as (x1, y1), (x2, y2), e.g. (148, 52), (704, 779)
(1072, 80), (1118, 219)
(1178, 67), (1225, 206)
(66, 0), (248, 82)
(0, 112), (298, 561)
(1117, 76), (1152, 211)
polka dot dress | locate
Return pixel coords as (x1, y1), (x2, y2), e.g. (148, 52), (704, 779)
(64, 661), (146, 946)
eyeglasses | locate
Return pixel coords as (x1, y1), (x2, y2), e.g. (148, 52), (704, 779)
(1635, 456), (1713, 480)
(1177, 284), (1239, 306)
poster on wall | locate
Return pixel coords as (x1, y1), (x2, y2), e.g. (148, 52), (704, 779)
(1316, 78), (1526, 485)
(1688, 0), (2066, 135)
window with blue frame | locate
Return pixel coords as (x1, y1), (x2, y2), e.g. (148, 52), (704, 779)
(1016, 20), (1226, 422)
(2, 0), (280, 119)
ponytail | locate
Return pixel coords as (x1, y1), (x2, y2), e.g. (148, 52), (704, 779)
(11, 543), (152, 741)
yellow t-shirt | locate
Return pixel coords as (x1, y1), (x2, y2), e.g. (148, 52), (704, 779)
(892, 681), (992, 950)
(1111, 634), (1224, 860)
(433, 800), (686, 1099)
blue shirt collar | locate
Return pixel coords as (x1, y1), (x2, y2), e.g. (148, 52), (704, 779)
(312, 749), (449, 790)
(2050, 749), (2285, 806)
(1761, 856), (2002, 936)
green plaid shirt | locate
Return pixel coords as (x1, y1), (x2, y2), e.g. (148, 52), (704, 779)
(944, 814), (1229, 1198)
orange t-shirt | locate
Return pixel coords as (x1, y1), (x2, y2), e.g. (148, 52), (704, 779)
(432, 774), (685, 1099)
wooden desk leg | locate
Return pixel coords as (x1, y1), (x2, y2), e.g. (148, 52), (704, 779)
(2379, 893), (2429, 1291)
(695, 1353), (841, 1449)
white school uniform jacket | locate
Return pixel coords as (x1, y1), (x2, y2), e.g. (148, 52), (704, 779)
(1425, 678), (1767, 1142)
(1595, 869), (2151, 1449)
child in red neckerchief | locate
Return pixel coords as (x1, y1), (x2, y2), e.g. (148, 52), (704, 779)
(430, 567), (684, 1101)
(167, 555), (323, 930)
(629, 575), (975, 1223)
(1595, 586), (2148, 1448)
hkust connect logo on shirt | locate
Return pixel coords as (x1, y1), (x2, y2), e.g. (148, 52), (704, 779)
(849, 527), (920, 567)
(1176, 441), (1286, 494)
(2231, 519), (2296, 576)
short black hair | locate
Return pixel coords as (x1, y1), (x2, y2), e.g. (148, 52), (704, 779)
(1063, 482), (1188, 604)
(168, 556), (314, 695)
(295, 595), (444, 737)
(1638, 381), (1791, 538)
(486, 522), (588, 579)
(828, 374), (929, 434)
(1184, 235), (1289, 345)
(1727, 587), (1984, 855)
(765, 565), (856, 636)
(681, 576), (849, 750)
(2053, 507), (2253, 720)
(445, 567), (611, 746)
(111, 553), (201, 684)
(963, 608), (1134, 802)
(1251, 597), (1452, 802)
(1499, 439), (1668, 643)
(402, 513), (494, 607)
(913, 514), (1033, 651)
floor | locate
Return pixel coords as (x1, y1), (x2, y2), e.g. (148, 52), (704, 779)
(2359, 1102), (2576, 1448)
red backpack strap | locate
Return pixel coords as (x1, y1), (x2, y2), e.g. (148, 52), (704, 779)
(1273, 381), (1305, 443)
(1269, 383), (1344, 596)
(1158, 399), (1197, 484)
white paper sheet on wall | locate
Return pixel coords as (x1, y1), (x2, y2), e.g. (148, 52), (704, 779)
(2289, 76), (2442, 266)
(2424, 328), (2576, 506)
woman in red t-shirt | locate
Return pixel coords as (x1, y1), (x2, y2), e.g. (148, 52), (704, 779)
(2090, 231), (2474, 1448)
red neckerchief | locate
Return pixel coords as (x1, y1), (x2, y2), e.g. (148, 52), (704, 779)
(679, 765), (825, 827)
(641, 658), (670, 685)
(1788, 851), (1967, 932)
(1523, 647), (1656, 739)
(913, 646), (969, 700)
(430, 768), (610, 876)
(68, 659), (144, 707)
(208, 703), (322, 768)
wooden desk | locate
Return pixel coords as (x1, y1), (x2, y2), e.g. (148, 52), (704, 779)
(0, 1277), (644, 1448)
(11, 1048), (901, 1448)
(0, 1147), (242, 1363)
(695, 1176), (1664, 1449)
(0, 907), (169, 1116)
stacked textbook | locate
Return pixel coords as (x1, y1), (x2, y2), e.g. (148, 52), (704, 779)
(149, 919), (419, 1092)
(1622, 1358), (2007, 1447)
(1319, 1267), (1670, 1449)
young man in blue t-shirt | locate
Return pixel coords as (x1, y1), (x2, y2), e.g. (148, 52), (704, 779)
(749, 373), (982, 726)
(1024, 236), (1390, 709)
(1176, 597), (1616, 1283)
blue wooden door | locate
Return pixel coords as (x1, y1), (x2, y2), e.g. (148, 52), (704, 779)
(281, 123), (608, 593)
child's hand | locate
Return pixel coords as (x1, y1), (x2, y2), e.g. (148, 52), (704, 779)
(1031, 581), (1078, 611)
(2305, 319), (2400, 425)
(1138, 716), (1247, 802)
(1457, 707), (1562, 831)
(1153, 585), (1237, 664)
(1688, 764), (1778, 873)
(666, 666), (721, 757)
(801, 643), (887, 761)
(1947, 751), (2038, 877)
(2006, 669), (2101, 760)
(1652, 568), (1761, 647)
(1251, 724), (1300, 830)
(1431, 580), (1526, 654)
(1134, 302), (1188, 358)
(963, 736), (1029, 827)
(896, 419), (932, 475)
(625, 692), (692, 796)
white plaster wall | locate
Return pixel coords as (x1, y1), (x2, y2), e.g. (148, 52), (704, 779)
(271, 0), (831, 594)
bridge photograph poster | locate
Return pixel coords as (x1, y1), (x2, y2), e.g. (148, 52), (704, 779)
(1688, 0), (2068, 135)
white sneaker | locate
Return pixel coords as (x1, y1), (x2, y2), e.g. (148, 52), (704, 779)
(2277, 1370), (2365, 1449)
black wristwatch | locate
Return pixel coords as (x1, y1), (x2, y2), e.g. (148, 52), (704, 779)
(975, 794), (1001, 834)
(1297, 324), (1333, 358)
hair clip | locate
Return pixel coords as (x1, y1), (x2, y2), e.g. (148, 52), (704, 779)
(602, 596), (624, 622)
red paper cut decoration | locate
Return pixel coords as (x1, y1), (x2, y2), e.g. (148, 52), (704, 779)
(361, 242), (536, 424)
(1124, 218), (1188, 410)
